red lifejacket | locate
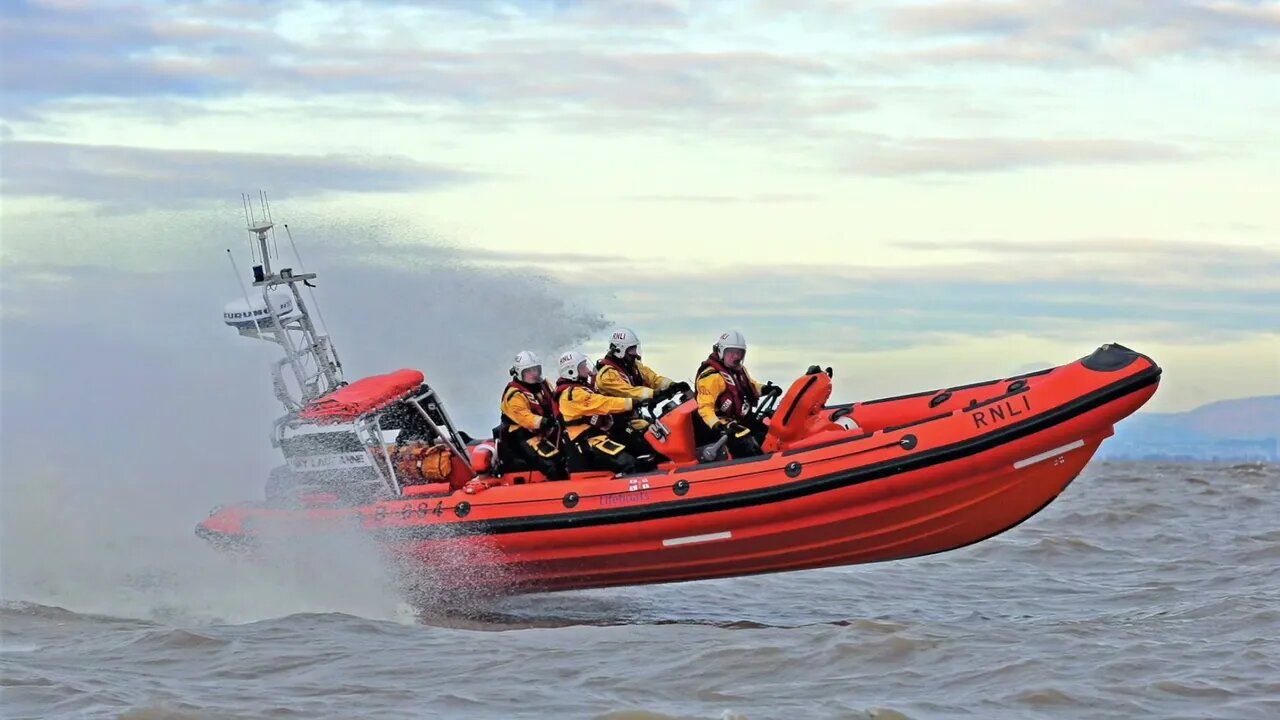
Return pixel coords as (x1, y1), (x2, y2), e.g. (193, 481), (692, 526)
(597, 355), (645, 387)
(697, 352), (759, 420)
(502, 379), (558, 434)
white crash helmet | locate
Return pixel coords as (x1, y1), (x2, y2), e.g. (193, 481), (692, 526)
(714, 330), (747, 364)
(558, 351), (593, 382)
(510, 350), (542, 381)
(608, 327), (642, 360)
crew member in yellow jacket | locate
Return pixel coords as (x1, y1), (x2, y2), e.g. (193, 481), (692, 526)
(555, 351), (657, 474)
(594, 327), (691, 435)
(694, 330), (781, 459)
(498, 350), (567, 480)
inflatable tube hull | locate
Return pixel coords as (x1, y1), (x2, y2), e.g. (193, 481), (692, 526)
(197, 343), (1160, 597)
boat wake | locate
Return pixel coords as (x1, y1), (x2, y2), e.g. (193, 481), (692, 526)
(0, 467), (416, 625)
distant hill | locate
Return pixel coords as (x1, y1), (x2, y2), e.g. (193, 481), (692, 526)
(1098, 395), (1279, 461)
(1173, 395), (1279, 439)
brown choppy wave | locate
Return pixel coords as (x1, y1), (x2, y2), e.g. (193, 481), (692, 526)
(2, 462), (1278, 720)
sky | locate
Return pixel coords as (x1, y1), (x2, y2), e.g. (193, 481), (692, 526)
(3, 0), (1279, 481)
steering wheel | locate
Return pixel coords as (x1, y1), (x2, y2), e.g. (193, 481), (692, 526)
(641, 388), (691, 422)
(747, 384), (783, 423)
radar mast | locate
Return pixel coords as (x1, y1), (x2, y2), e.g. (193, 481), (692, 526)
(222, 192), (344, 412)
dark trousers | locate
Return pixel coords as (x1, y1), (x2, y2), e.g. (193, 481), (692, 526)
(565, 427), (648, 475)
(693, 414), (766, 460)
(616, 422), (663, 469)
(499, 427), (568, 480)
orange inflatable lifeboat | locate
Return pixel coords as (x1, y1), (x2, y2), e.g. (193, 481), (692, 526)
(198, 342), (1161, 600)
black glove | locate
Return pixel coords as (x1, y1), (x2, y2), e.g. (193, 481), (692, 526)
(722, 420), (748, 437)
(657, 383), (685, 402)
(806, 364), (834, 378)
(763, 382), (783, 398)
(538, 415), (555, 432)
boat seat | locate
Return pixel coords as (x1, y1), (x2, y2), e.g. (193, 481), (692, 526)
(489, 428), (540, 477)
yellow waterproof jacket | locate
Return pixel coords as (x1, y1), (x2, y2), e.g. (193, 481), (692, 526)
(555, 379), (634, 441)
(594, 356), (673, 400)
(500, 380), (557, 434)
(695, 360), (763, 430)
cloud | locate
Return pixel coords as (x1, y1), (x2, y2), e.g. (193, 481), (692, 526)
(846, 137), (1190, 176)
(0, 0), (861, 136)
(627, 193), (821, 204)
(0, 141), (480, 207)
(899, 236), (1275, 260)
(5, 0), (1275, 145)
(336, 0), (689, 27)
(0, 1), (271, 107)
(561, 0), (689, 28)
(881, 1), (1280, 68)
(888, 1), (1038, 36)
(894, 237), (1280, 289)
(330, 242), (632, 271)
(544, 239), (1280, 352)
(282, 48), (839, 135)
